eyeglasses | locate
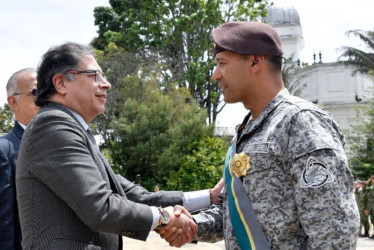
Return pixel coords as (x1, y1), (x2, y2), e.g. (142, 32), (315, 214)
(13, 88), (37, 97)
(63, 70), (108, 84)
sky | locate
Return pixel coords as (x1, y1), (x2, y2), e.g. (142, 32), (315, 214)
(0, 0), (373, 126)
(0, 0), (110, 106)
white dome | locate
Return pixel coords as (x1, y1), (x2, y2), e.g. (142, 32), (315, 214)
(262, 3), (300, 27)
(262, 2), (304, 62)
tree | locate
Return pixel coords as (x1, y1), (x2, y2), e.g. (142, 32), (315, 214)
(93, 43), (140, 149)
(166, 136), (227, 191)
(282, 56), (305, 96)
(0, 104), (13, 136)
(92, 0), (270, 124)
(109, 83), (213, 190)
(338, 29), (374, 77)
(93, 47), (215, 189)
(346, 100), (374, 180)
(338, 29), (374, 180)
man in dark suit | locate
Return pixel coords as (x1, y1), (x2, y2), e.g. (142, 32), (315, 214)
(0, 68), (39, 250)
(16, 42), (223, 250)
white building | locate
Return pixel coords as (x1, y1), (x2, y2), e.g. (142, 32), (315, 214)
(262, 2), (304, 63)
(296, 62), (372, 132)
(215, 2), (374, 136)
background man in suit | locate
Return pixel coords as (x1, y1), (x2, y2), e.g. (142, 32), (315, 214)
(16, 42), (223, 250)
(0, 68), (39, 250)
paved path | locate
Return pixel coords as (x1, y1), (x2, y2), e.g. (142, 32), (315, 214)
(123, 232), (374, 249)
(123, 231), (224, 249)
(357, 237), (374, 250)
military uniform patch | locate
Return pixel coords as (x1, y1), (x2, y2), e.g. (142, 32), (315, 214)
(300, 157), (334, 188)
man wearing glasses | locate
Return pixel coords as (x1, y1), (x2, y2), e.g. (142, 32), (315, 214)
(0, 68), (39, 250)
(15, 42), (221, 249)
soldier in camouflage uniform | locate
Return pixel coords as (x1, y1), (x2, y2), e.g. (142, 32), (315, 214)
(366, 176), (374, 238)
(162, 22), (360, 249)
(358, 180), (370, 237)
(355, 180), (369, 237)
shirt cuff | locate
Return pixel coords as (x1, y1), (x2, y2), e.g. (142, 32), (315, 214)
(182, 189), (210, 212)
(151, 206), (160, 230)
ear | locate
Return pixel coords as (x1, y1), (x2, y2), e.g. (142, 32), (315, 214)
(7, 95), (19, 111)
(52, 74), (68, 95)
(249, 55), (264, 72)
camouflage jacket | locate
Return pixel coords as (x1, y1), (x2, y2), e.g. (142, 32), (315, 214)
(359, 185), (369, 210)
(366, 184), (374, 211)
(193, 89), (359, 250)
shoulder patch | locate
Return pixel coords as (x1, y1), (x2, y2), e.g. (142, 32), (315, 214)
(300, 157), (334, 188)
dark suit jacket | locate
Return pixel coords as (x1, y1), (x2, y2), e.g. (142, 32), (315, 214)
(16, 102), (183, 250)
(0, 121), (23, 250)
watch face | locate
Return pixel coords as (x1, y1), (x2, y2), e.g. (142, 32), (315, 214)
(161, 210), (170, 224)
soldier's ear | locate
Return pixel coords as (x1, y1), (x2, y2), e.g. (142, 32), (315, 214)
(251, 56), (260, 66)
(249, 55), (264, 72)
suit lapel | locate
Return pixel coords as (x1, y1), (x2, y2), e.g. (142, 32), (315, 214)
(86, 135), (123, 195)
(96, 150), (125, 196)
(42, 102), (124, 195)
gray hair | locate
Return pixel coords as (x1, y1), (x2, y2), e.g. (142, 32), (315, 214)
(36, 42), (96, 107)
(6, 68), (36, 97)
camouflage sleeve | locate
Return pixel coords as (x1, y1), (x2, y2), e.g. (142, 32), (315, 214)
(192, 193), (225, 243)
(287, 110), (360, 249)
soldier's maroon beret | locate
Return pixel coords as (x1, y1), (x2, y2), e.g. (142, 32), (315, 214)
(212, 21), (283, 56)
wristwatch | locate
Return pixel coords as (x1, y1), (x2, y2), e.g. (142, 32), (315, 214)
(155, 207), (170, 230)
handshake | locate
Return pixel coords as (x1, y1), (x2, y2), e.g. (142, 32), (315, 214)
(155, 205), (197, 248)
(154, 178), (225, 247)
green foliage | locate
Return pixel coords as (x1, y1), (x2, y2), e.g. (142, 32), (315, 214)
(0, 104), (14, 136)
(93, 44), (142, 161)
(338, 29), (374, 77)
(92, 0), (270, 124)
(282, 56), (305, 96)
(93, 47), (215, 190)
(109, 82), (213, 190)
(166, 136), (228, 191)
(346, 100), (374, 180)
(88, 1), (272, 190)
(340, 28), (374, 180)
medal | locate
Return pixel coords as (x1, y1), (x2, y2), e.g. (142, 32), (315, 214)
(230, 152), (250, 177)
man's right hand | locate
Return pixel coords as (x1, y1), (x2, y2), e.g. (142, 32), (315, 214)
(156, 205), (197, 247)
